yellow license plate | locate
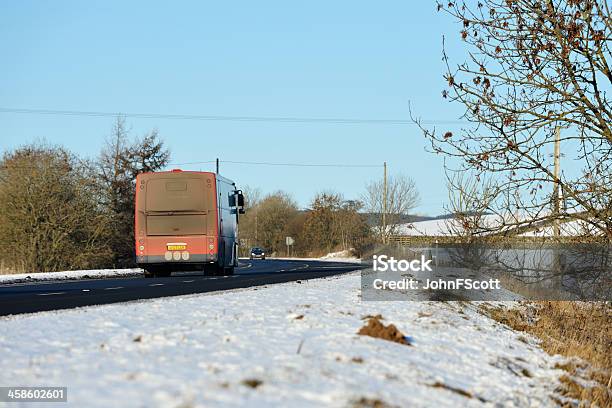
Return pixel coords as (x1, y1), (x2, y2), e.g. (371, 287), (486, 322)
(167, 244), (187, 251)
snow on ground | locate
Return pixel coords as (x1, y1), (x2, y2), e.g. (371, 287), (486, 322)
(0, 272), (564, 407)
(395, 214), (597, 237)
(319, 249), (360, 263)
(519, 219), (599, 237)
(0, 268), (142, 285)
(396, 218), (455, 236)
(395, 215), (507, 237)
(269, 249), (361, 264)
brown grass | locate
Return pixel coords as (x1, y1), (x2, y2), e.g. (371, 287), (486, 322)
(481, 301), (611, 406)
(0, 259), (27, 275)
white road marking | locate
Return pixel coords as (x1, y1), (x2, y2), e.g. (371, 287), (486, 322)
(36, 292), (66, 296)
(104, 287), (124, 290)
(82, 289), (90, 292)
(316, 266), (357, 269)
(149, 283), (164, 287)
(182, 280), (195, 283)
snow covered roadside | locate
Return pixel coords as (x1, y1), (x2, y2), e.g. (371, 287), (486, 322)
(0, 268), (143, 285)
(319, 249), (362, 263)
(0, 273), (565, 407)
(273, 256), (362, 264)
(274, 249), (362, 264)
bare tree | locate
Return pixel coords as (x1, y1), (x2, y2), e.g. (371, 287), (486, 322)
(301, 192), (371, 255)
(302, 192), (343, 253)
(363, 175), (421, 241)
(412, 1), (612, 241)
(97, 117), (170, 266)
(241, 185), (262, 210)
(0, 144), (112, 272)
(236, 185), (263, 253)
(444, 171), (498, 237)
(336, 199), (372, 253)
(247, 191), (298, 254)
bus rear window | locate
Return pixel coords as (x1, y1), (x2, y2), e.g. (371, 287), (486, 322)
(145, 178), (208, 212)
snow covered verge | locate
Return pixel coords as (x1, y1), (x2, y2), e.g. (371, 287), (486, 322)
(0, 268), (143, 285)
(0, 272), (568, 407)
(274, 249), (362, 264)
(319, 249), (361, 263)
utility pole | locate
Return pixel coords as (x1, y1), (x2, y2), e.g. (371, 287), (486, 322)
(552, 126), (563, 288)
(382, 162), (387, 244)
(553, 127), (561, 238)
(216, 158), (219, 174)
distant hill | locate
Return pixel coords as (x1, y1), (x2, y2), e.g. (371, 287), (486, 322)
(362, 212), (491, 228)
(362, 213), (441, 227)
(298, 210), (475, 227)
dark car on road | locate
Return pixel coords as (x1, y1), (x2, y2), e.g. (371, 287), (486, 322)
(249, 247), (266, 260)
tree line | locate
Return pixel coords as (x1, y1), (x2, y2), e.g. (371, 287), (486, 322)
(238, 190), (372, 257)
(0, 119), (420, 272)
(0, 118), (170, 273)
(239, 176), (420, 257)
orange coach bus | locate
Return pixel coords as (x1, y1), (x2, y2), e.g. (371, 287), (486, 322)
(134, 169), (245, 278)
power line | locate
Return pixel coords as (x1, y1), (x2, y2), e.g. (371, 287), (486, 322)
(170, 159), (382, 168)
(1, 160), (383, 169)
(222, 160), (381, 168)
(169, 160), (217, 166)
(0, 107), (467, 126)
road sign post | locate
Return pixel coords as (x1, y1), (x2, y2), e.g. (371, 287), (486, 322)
(285, 236), (294, 257)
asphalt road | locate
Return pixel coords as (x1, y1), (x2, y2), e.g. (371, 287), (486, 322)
(0, 259), (364, 316)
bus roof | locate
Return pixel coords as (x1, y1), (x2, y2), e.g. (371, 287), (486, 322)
(137, 170), (236, 185)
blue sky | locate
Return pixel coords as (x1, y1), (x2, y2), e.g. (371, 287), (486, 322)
(0, 1), (470, 215)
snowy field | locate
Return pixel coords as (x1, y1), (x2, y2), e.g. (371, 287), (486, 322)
(0, 272), (566, 407)
(396, 214), (597, 237)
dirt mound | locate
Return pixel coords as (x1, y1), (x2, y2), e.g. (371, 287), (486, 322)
(241, 378), (263, 389)
(357, 315), (410, 345)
